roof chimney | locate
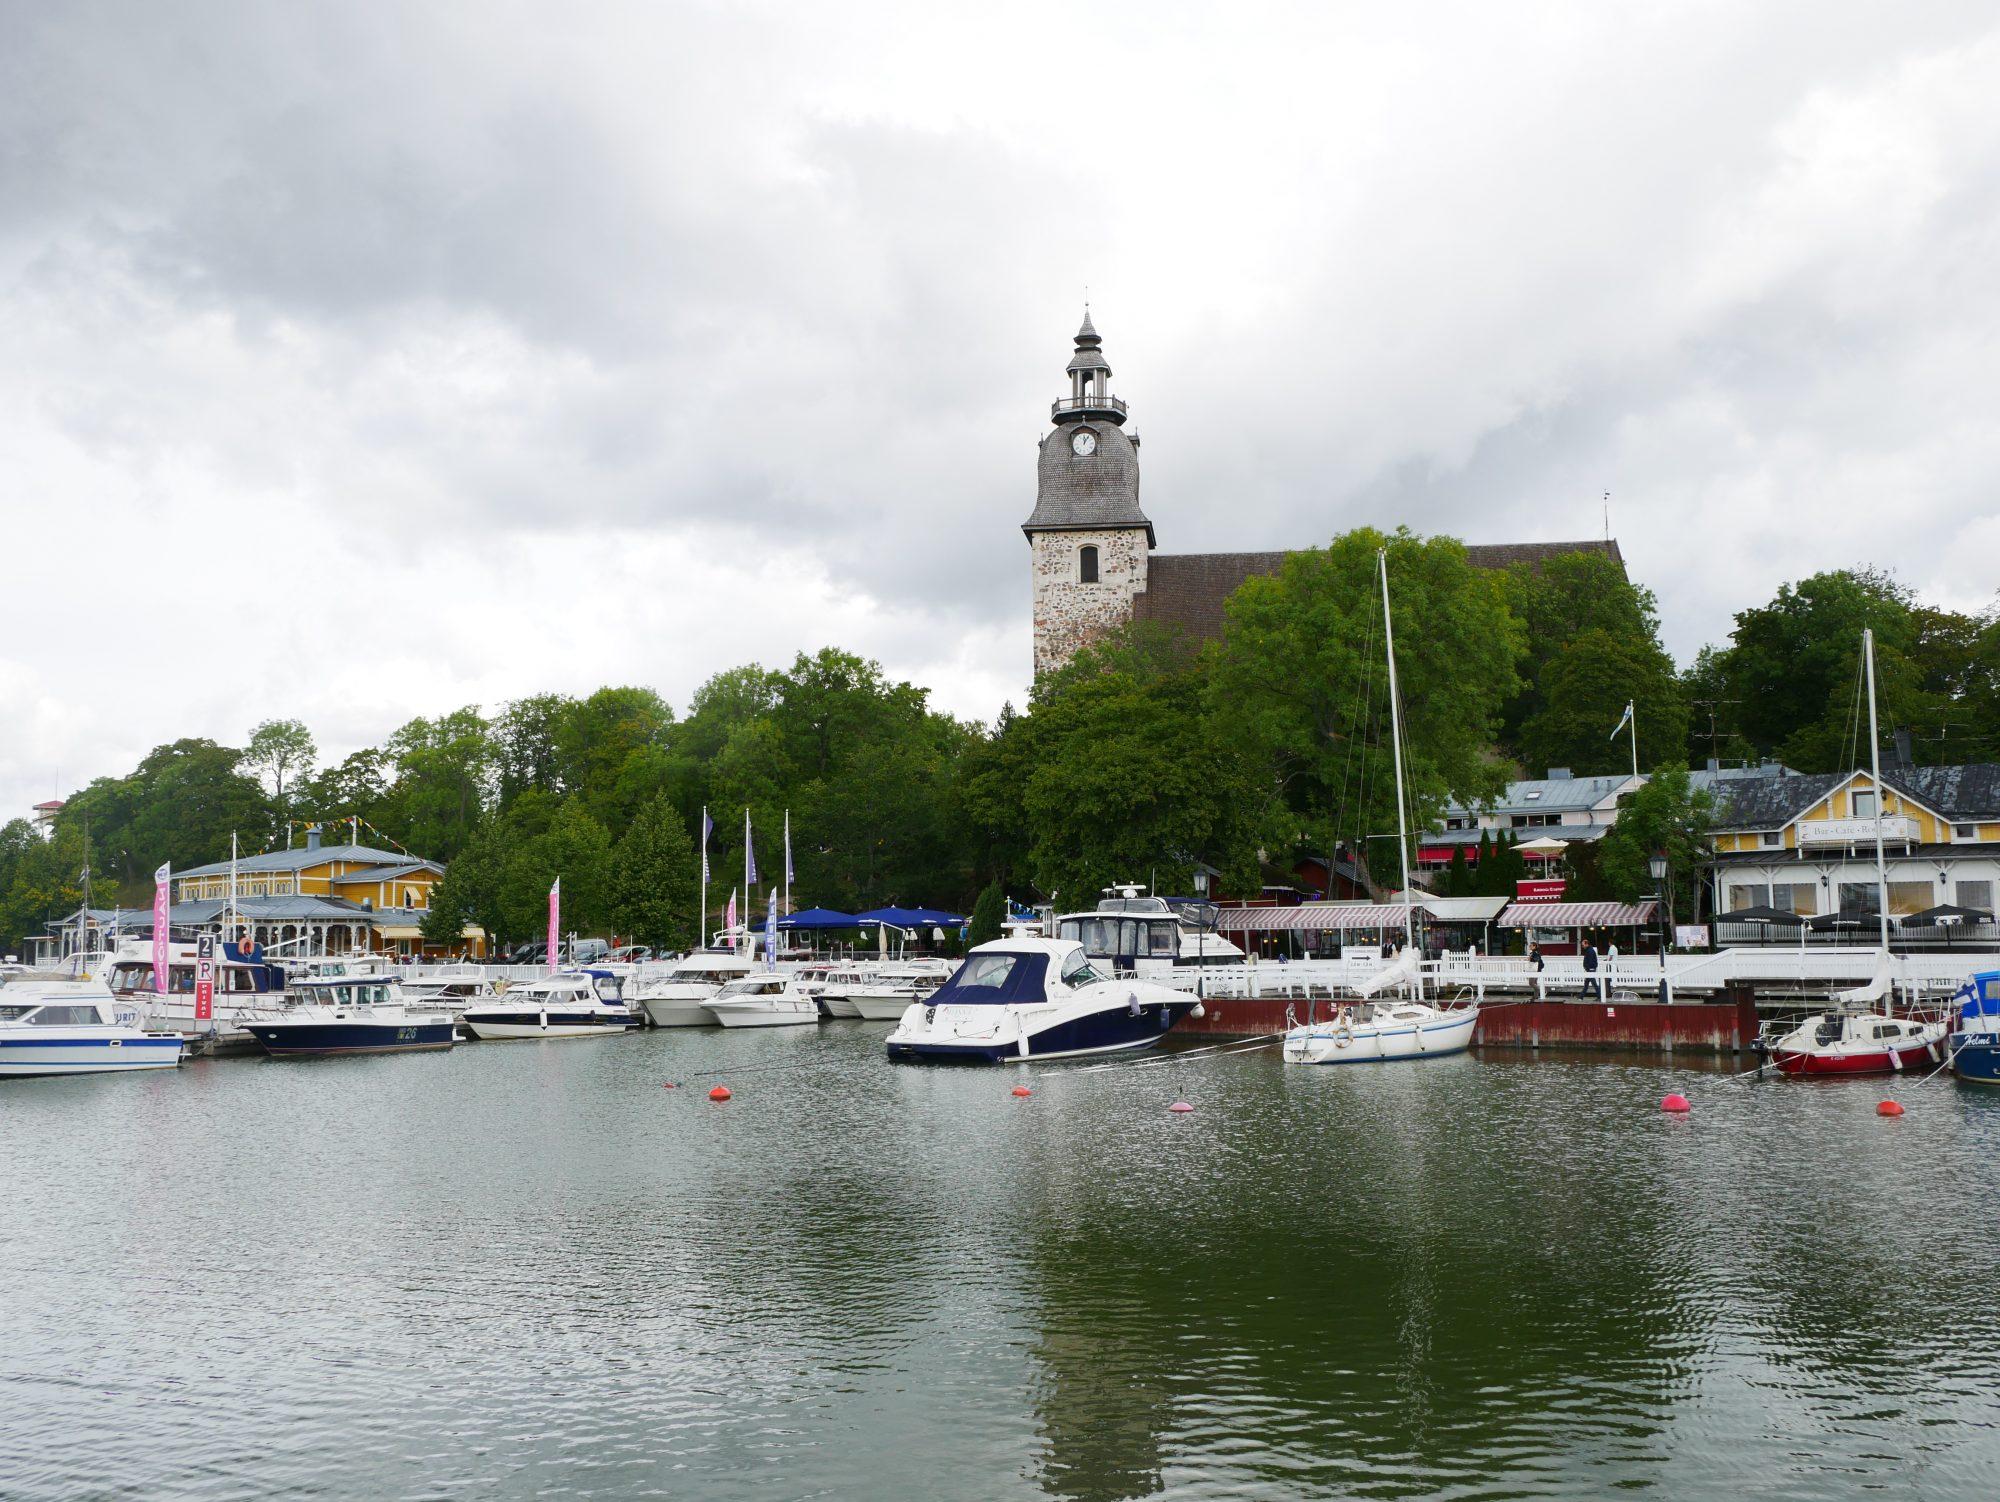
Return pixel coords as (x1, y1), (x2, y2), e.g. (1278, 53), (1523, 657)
(1706, 757), (1721, 773)
(1547, 767), (1572, 781)
(306, 824), (322, 852)
(1892, 729), (1913, 767)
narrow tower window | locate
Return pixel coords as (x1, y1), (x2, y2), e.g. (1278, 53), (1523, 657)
(1079, 545), (1099, 584)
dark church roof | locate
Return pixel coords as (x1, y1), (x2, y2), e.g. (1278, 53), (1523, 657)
(1131, 539), (1625, 642)
(1023, 425), (1153, 542)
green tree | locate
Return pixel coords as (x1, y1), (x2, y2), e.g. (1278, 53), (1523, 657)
(1599, 766), (1714, 921)
(1519, 628), (1688, 778)
(243, 719), (317, 827)
(497, 798), (614, 940)
(1441, 844), (1469, 898)
(1500, 551), (1670, 751)
(609, 796), (700, 950)
(379, 708), (492, 860)
(1022, 631), (1263, 905)
(493, 693), (574, 804)
(1207, 528), (1523, 882)
(0, 823), (95, 956)
(555, 686), (674, 829)
(297, 748), (390, 833)
(967, 880), (1006, 946)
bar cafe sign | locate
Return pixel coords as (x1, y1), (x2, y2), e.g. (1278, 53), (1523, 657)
(1515, 878), (1567, 903)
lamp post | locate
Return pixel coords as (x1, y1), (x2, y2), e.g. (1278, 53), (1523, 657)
(1649, 850), (1672, 1004)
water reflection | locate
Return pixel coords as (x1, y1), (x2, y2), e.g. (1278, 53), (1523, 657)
(2, 1031), (1999, 1499)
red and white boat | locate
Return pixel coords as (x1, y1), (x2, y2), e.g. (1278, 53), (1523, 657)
(1764, 1007), (1946, 1075)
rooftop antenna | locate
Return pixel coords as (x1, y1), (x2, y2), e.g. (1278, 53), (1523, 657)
(1602, 491), (1610, 542)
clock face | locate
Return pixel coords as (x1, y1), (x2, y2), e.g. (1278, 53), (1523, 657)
(1071, 429), (1097, 456)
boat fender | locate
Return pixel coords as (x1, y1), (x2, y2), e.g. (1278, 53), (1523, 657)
(1190, 1002), (1205, 1020)
(1128, 991), (1141, 1017)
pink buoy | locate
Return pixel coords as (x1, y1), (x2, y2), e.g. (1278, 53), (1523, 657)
(1168, 1101), (1195, 1113)
(1011, 1085), (1032, 1097)
(1660, 1093), (1690, 1113)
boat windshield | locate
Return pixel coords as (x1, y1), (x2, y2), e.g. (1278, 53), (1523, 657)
(1060, 951), (1107, 988)
(929, 952), (1051, 1006)
(0, 1003), (37, 1021)
(26, 1004), (103, 1026)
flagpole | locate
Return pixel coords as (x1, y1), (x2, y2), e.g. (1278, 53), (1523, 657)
(699, 803), (709, 952)
(1628, 700), (1639, 782)
(784, 809), (792, 917)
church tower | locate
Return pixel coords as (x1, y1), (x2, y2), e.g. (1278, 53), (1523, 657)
(1023, 312), (1155, 678)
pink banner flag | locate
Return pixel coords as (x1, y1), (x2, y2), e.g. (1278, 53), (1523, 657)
(725, 890), (737, 951)
(152, 862), (171, 994)
(548, 877), (561, 974)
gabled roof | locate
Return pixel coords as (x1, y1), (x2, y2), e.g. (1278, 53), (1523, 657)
(1710, 763), (2000, 831)
(176, 843), (425, 879)
(331, 860), (442, 884)
(1130, 540), (1627, 644)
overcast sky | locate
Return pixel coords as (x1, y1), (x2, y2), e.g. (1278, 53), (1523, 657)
(5, 1), (1999, 814)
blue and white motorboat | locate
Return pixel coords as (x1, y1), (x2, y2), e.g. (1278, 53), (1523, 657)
(0, 987), (185, 1077)
(1949, 970), (2000, 1085)
(462, 970), (644, 1040)
(241, 976), (456, 1058)
(884, 937), (1198, 1063)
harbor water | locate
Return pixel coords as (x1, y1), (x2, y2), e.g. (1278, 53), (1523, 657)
(5, 1028), (1999, 1500)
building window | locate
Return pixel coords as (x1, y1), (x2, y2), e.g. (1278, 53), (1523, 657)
(1079, 545), (1099, 584)
(1954, 824), (1978, 840)
(1888, 880), (1932, 916)
(1852, 790), (1877, 818)
(1956, 880), (1994, 914)
(1759, 830), (1783, 848)
(1838, 882), (1880, 913)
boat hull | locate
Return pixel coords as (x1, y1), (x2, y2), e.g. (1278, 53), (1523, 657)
(1283, 1008), (1478, 1065)
(1952, 1036), (2000, 1084)
(887, 998), (1194, 1063)
(641, 994), (719, 1027)
(818, 993), (862, 1019)
(464, 1008), (638, 1040)
(704, 1003), (820, 1028)
(850, 992), (917, 1021)
(245, 1019), (457, 1056)
(1772, 1037), (1942, 1076)
(0, 1034), (185, 1077)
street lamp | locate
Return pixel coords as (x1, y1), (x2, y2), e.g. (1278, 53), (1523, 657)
(1649, 850), (1672, 1003)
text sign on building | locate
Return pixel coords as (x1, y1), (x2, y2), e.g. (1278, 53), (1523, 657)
(194, 935), (214, 1023)
(1515, 878), (1567, 904)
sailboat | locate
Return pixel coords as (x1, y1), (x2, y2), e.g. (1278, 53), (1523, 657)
(1282, 549), (1478, 1066)
(1761, 627), (1946, 1075)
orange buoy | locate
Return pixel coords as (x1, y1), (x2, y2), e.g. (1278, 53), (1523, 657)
(1011, 1085), (1032, 1097)
(1878, 1099), (1905, 1117)
(709, 1085), (732, 1102)
(1168, 1101), (1194, 1113)
(1661, 1093), (1691, 1113)
(661, 1082), (678, 1089)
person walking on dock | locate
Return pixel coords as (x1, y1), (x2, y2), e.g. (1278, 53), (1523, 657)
(1582, 940), (1601, 1001)
(1530, 943), (1545, 1000)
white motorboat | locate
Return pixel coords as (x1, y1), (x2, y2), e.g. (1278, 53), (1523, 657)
(633, 950), (756, 1027)
(99, 938), (292, 1052)
(885, 938), (1198, 1062)
(849, 960), (954, 1020)
(812, 964), (873, 1018)
(1056, 888), (1245, 978)
(702, 973), (822, 1028)
(0, 985), (185, 1077)
(241, 976), (457, 1057)
(397, 965), (499, 1016)
(462, 971), (643, 1040)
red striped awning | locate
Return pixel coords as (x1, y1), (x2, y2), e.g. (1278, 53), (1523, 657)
(1497, 900), (1659, 928)
(1217, 903), (1426, 933)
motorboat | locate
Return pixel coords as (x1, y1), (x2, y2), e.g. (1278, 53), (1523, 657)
(99, 938), (291, 1052)
(812, 964), (873, 1019)
(397, 965), (499, 1015)
(462, 971), (643, 1040)
(1949, 970), (2000, 1085)
(1056, 888), (1244, 979)
(849, 960), (954, 1020)
(702, 973), (822, 1028)
(241, 976), (456, 1057)
(632, 950), (756, 1027)
(884, 938), (1198, 1062)
(1764, 1006), (1946, 1076)
(0, 985), (185, 1077)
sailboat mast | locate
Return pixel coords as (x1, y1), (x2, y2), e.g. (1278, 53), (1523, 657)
(1863, 627), (1891, 955)
(1378, 549), (1422, 1001)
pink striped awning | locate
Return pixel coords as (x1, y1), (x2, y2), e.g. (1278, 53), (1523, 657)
(1497, 900), (1659, 928)
(1217, 904), (1426, 933)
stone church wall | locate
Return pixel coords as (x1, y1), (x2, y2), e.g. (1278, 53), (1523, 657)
(1031, 529), (1150, 678)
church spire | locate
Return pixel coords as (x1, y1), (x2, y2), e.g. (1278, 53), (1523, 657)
(1059, 308), (1125, 425)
